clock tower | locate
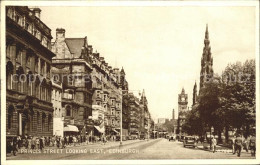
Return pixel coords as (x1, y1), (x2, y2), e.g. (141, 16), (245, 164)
(178, 88), (188, 112)
(177, 88), (188, 135)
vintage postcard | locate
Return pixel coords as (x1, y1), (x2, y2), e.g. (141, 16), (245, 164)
(1, 0), (259, 164)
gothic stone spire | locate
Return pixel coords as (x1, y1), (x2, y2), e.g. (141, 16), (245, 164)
(200, 24), (214, 89)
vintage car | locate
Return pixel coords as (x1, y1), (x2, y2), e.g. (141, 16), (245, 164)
(169, 136), (176, 141)
(183, 136), (197, 148)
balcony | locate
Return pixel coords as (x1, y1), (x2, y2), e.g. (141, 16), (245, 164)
(7, 7), (52, 51)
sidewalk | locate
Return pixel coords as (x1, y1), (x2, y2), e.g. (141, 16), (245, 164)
(196, 143), (249, 154)
(16, 139), (147, 153)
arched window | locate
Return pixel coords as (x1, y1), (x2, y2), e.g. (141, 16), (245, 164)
(7, 105), (14, 130)
(37, 111), (40, 126)
(112, 119), (114, 126)
(48, 114), (52, 131)
(6, 61), (14, 90)
(16, 49), (22, 64)
(55, 108), (57, 117)
(42, 113), (46, 131)
(66, 106), (71, 117)
(16, 66), (24, 93)
(59, 108), (61, 117)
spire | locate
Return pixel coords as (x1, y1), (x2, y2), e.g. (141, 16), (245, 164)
(204, 24), (210, 46)
(205, 24), (209, 39)
(142, 89), (145, 97)
(200, 24), (214, 89)
(120, 67), (125, 75)
(193, 81), (198, 106)
(181, 87), (185, 94)
(194, 81), (197, 89)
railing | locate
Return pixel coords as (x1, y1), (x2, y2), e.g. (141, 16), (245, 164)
(7, 7), (52, 51)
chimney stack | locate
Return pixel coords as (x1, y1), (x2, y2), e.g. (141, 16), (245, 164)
(33, 8), (41, 19)
(56, 28), (66, 41)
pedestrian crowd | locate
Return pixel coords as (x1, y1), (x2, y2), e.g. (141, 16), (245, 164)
(7, 134), (116, 156)
(231, 134), (256, 157)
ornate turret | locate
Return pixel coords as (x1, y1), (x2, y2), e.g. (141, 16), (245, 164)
(192, 81), (197, 106)
(200, 24), (214, 89)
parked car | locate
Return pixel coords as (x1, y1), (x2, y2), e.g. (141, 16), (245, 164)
(183, 136), (197, 148)
(169, 136), (175, 141)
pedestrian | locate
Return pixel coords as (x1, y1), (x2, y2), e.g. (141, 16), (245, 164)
(56, 137), (60, 148)
(17, 136), (22, 149)
(61, 136), (65, 148)
(31, 136), (36, 149)
(249, 135), (256, 157)
(63, 137), (67, 145)
(73, 136), (77, 146)
(212, 136), (217, 153)
(235, 134), (243, 157)
(243, 137), (249, 152)
(36, 137), (40, 149)
(232, 136), (236, 154)
(12, 137), (18, 156)
(27, 136), (32, 149)
(69, 136), (73, 146)
(39, 137), (44, 150)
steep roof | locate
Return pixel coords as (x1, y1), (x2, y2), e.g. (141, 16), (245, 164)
(65, 38), (84, 58)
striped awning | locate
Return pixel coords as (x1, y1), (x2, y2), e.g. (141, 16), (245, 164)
(94, 126), (105, 133)
(64, 125), (79, 132)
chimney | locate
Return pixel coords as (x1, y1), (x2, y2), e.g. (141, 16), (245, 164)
(88, 45), (93, 54)
(56, 28), (65, 41)
(33, 8), (41, 19)
(84, 36), (88, 48)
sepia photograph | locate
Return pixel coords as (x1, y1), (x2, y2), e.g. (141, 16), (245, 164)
(1, 0), (259, 164)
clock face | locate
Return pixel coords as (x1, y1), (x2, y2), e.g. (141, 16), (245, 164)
(181, 97), (185, 101)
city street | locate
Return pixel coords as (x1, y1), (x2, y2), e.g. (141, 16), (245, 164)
(7, 138), (254, 160)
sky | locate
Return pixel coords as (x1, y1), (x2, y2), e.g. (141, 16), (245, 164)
(39, 6), (255, 122)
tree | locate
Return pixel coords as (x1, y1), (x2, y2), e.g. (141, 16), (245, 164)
(197, 77), (223, 135)
(182, 104), (204, 136)
(162, 120), (175, 133)
(218, 59), (255, 139)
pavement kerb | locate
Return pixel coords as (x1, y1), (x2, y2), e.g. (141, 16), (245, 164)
(16, 139), (158, 153)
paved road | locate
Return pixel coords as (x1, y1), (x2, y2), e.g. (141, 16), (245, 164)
(6, 138), (254, 160)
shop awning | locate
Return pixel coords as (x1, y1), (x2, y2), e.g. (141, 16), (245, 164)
(94, 126), (105, 133)
(64, 125), (79, 132)
(112, 129), (119, 134)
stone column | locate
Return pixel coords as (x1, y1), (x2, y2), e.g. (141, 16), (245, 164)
(10, 43), (17, 90)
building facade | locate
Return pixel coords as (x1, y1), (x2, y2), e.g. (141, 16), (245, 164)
(51, 28), (93, 136)
(51, 79), (63, 137)
(90, 51), (123, 136)
(6, 6), (55, 138)
(177, 88), (188, 135)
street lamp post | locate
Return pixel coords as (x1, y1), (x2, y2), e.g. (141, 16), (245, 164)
(120, 87), (123, 146)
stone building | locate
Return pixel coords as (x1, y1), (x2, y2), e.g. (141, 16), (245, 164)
(90, 51), (123, 136)
(123, 93), (141, 139)
(140, 90), (151, 139)
(177, 88), (188, 135)
(51, 28), (93, 136)
(6, 6), (55, 138)
(200, 24), (214, 90)
(51, 78), (63, 137)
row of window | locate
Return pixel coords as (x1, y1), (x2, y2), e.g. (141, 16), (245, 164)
(6, 44), (51, 78)
(7, 107), (52, 133)
(7, 7), (52, 50)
